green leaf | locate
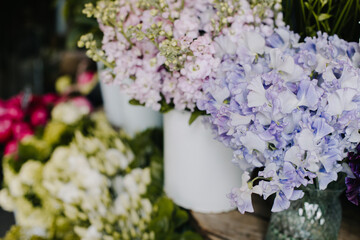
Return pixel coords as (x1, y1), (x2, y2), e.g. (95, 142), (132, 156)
(188, 110), (207, 125)
(129, 99), (145, 106)
(149, 216), (170, 234)
(156, 197), (174, 218)
(320, 0), (328, 7)
(318, 13), (332, 21)
(173, 207), (189, 228)
(304, 2), (312, 10)
(180, 231), (203, 240)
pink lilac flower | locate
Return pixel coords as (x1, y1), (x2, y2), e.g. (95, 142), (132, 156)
(95, 0), (283, 111)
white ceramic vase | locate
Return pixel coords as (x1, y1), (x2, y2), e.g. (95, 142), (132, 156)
(99, 79), (162, 137)
(164, 110), (243, 213)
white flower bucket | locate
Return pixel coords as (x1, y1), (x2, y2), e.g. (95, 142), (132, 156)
(99, 80), (162, 137)
(164, 110), (243, 213)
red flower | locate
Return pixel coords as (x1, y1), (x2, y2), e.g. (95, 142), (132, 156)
(0, 101), (7, 119)
(6, 105), (24, 122)
(6, 95), (22, 108)
(42, 93), (60, 106)
(0, 118), (13, 143)
(12, 122), (34, 140)
(4, 140), (18, 156)
(30, 107), (49, 127)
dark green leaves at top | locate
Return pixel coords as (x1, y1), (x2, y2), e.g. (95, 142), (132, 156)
(282, 0), (360, 42)
(318, 13), (331, 21)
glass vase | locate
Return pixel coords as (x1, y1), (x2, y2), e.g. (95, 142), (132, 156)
(266, 188), (343, 240)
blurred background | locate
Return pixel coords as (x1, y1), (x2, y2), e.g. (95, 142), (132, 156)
(0, 0), (102, 235)
(0, 0), (101, 100)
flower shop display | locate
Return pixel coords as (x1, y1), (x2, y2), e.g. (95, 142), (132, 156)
(78, 0), (284, 212)
(0, 102), (201, 239)
(197, 23), (360, 238)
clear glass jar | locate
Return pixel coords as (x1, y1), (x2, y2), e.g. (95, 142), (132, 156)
(266, 188), (343, 240)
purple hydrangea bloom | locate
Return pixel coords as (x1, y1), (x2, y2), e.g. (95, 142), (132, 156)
(198, 27), (360, 213)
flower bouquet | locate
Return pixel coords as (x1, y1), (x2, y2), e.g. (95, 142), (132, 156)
(78, 0), (284, 114)
(197, 19), (360, 237)
(77, 0), (286, 212)
(0, 104), (201, 239)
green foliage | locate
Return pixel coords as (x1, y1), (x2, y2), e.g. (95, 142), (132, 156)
(128, 99), (145, 107)
(283, 0), (360, 41)
(62, 0), (102, 49)
(24, 192), (42, 208)
(150, 197), (203, 240)
(127, 128), (164, 201)
(1, 226), (48, 240)
(128, 128), (163, 169)
(188, 110), (207, 125)
(1, 226), (22, 240)
(8, 138), (50, 173)
(129, 96), (175, 113)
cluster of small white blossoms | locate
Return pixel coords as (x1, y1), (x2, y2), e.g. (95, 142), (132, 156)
(0, 107), (156, 240)
(79, 0), (283, 111)
(0, 159), (66, 239)
(43, 131), (154, 240)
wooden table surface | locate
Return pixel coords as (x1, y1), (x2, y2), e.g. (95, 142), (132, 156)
(191, 194), (360, 240)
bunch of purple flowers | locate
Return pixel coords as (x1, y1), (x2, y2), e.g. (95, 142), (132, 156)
(198, 27), (360, 213)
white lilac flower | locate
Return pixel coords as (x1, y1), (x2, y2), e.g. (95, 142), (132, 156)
(40, 130), (154, 239)
(199, 27), (360, 213)
(51, 102), (83, 125)
(0, 189), (15, 211)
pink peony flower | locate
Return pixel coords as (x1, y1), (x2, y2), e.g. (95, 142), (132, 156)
(6, 105), (24, 122)
(70, 96), (93, 114)
(4, 140), (18, 155)
(30, 107), (49, 127)
(6, 95), (22, 108)
(77, 71), (96, 86)
(12, 122), (34, 140)
(0, 118), (13, 143)
(42, 93), (59, 106)
(0, 101), (7, 119)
